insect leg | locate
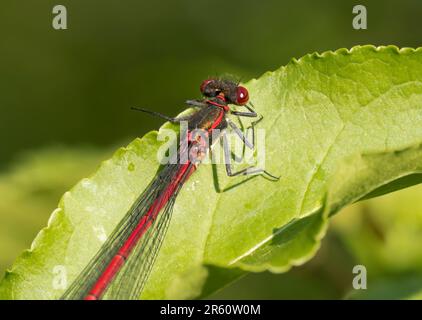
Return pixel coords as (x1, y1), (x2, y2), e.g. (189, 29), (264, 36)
(131, 107), (191, 123)
(222, 132), (279, 180)
(227, 109), (263, 152)
(230, 103), (258, 118)
(185, 100), (208, 108)
(227, 119), (254, 149)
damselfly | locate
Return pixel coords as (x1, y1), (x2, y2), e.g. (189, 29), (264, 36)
(61, 78), (278, 300)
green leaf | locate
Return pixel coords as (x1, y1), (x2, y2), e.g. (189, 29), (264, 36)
(2, 45), (422, 299)
(334, 183), (422, 279)
(0, 147), (107, 277)
(331, 182), (422, 299)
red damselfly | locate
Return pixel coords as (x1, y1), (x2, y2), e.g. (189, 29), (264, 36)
(61, 79), (278, 300)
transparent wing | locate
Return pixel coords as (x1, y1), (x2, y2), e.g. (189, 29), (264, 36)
(61, 162), (186, 300)
(107, 191), (177, 299)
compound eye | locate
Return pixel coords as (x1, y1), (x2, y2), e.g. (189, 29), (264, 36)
(200, 79), (214, 94)
(236, 86), (249, 105)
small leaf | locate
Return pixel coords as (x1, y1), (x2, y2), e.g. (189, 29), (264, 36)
(2, 45), (422, 299)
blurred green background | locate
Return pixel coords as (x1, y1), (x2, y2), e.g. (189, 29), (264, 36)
(1, 0), (422, 299)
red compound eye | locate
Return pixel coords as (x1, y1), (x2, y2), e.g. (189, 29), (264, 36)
(236, 86), (249, 105)
(200, 79), (214, 94)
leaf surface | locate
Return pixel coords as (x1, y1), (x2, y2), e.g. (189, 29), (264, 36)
(1, 45), (422, 299)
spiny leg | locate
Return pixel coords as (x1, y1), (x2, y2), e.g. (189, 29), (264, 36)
(185, 100), (208, 108)
(226, 111), (263, 164)
(131, 107), (191, 123)
(227, 119), (253, 149)
(132, 99), (208, 123)
(227, 112), (263, 150)
(211, 138), (257, 193)
(222, 131), (279, 180)
(230, 102), (263, 148)
(230, 103), (258, 118)
(246, 112), (264, 148)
